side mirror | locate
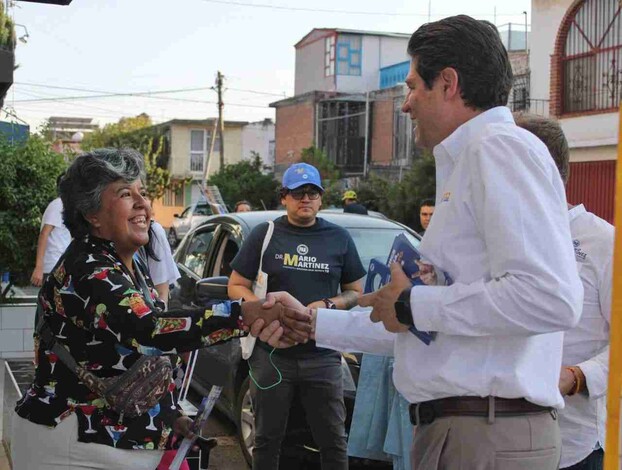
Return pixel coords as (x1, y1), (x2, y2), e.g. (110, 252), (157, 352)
(195, 276), (229, 304)
(173, 213), (180, 218)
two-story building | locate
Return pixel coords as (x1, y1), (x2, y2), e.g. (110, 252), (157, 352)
(530, 0), (620, 222)
(271, 28), (411, 177)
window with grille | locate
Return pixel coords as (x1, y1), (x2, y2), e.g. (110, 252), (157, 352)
(189, 129), (220, 173)
(336, 35), (362, 76)
(561, 0), (622, 114)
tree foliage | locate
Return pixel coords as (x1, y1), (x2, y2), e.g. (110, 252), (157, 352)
(207, 153), (279, 210)
(356, 151), (436, 231)
(0, 136), (67, 298)
(81, 113), (153, 150)
(80, 114), (178, 202)
(300, 146), (341, 182)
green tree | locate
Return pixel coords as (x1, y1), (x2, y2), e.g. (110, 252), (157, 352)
(300, 146), (341, 182)
(353, 151), (436, 230)
(207, 153), (279, 210)
(80, 114), (178, 204)
(81, 113), (153, 150)
(0, 136), (67, 300)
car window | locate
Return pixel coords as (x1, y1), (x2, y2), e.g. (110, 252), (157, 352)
(346, 228), (420, 283)
(194, 205), (211, 216)
(180, 229), (216, 277)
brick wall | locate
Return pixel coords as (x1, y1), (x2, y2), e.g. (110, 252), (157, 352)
(0, 304), (35, 359)
(274, 101), (315, 168)
(370, 99), (394, 165)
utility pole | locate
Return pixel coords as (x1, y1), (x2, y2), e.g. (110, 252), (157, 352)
(216, 71), (225, 170)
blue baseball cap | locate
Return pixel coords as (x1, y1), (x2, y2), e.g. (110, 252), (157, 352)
(282, 163), (324, 191)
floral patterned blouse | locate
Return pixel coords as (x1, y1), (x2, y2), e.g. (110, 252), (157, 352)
(15, 235), (244, 450)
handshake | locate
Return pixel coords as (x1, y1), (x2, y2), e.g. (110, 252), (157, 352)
(240, 294), (315, 347)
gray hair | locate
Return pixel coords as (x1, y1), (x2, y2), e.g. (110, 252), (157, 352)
(59, 148), (146, 238)
(513, 112), (570, 185)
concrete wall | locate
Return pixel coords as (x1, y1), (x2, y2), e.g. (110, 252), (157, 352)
(531, 0), (619, 163)
(295, 33), (409, 95)
(530, 0), (572, 103)
(295, 32), (336, 95)
(0, 304), (35, 359)
(241, 121), (276, 167)
(274, 101), (315, 169)
(168, 124), (244, 178)
(336, 35), (409, 93)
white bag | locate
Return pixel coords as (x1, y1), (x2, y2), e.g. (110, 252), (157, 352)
(240, 220), (274, 360)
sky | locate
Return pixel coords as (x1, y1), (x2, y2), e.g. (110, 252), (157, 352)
(4, 0), (530, 132)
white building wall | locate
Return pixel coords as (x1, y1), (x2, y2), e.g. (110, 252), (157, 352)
(337, 35), (409, 93)
(530, 0), (571, 104)
(242, 121), (276, 168)
(295, 34), (336, 95)
(531, 0), (618, 161)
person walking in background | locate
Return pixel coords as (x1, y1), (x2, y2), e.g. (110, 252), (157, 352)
(342, 190), (368, 215)
(515, 113), (610, 470)
(418, 199), (434, 236)
(31, 173), (72, 287)
(228, 162), (365, 470)
(145, 220), (180, 306)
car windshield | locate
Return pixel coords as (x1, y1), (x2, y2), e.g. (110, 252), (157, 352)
(345, 227), (420, 285)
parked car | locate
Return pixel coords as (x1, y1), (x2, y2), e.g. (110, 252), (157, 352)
(167, 202), (214, 247)
(169, 211), (420, 467)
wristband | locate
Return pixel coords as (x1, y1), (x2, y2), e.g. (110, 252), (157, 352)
(322, 298), (337, 309)
(566, 367), (582, 396)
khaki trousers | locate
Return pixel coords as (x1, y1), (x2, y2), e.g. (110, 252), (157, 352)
(411, 411), (561, 470)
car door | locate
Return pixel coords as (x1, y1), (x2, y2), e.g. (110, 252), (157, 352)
(189, 222), (245, 410)
(169, 223), (221, 310)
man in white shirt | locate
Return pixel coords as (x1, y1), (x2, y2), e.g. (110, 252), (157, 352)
(255, 15), (583, 469)
(146, 221), (181, 305)
(31, 175), (72, 286)
(514, 113), (610, 470)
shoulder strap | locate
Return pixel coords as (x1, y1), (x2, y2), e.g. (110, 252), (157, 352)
(257, 220), (274, 273)
(35, 307), (81, 375)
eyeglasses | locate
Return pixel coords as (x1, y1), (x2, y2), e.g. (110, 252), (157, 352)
(288, 188), (322, 200)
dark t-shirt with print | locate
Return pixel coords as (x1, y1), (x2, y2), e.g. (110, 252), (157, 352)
(231, 215), (366, 356)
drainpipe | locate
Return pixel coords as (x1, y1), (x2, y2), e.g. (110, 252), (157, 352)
(363, 91), (370, 178)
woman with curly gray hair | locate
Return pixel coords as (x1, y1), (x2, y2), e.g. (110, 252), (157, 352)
(12, 148), (311, 469)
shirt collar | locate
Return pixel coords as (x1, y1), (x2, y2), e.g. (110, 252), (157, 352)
(568, 204), (586, 222)
(433, 106), (515, 162)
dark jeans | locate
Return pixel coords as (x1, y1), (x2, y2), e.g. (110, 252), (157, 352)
(249, 346), (348, 470)
(562, 448), (603, 470)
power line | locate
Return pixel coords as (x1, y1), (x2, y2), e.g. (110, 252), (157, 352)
(17, 81), (288, 99)
(199, 0), (524, 18)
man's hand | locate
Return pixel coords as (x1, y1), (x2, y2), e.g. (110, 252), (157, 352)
(358, 263), (411, 333)
(31, 267), (44, 287)
(559, 366), (586, 395)
(242, 299), (312, 344)
(262, 292), (313, 344)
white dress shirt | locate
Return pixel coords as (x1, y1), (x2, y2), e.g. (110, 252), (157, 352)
(148, 221), (181, 286)
(559, 205), (612, 468)
(41, 197), (72, 273)
(316, 107), (583, 409)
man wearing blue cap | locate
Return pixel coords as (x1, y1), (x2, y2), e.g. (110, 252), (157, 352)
(229, 162), (365, 469)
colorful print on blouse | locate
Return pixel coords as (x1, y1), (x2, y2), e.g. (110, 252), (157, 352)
(15, 235), (244, 450)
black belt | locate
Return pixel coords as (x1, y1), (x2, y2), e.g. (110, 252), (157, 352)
(409, 396), (554, 425)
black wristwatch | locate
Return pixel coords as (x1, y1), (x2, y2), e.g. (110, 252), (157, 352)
(394, 288), (414, 326)
(322, 298), (337, 309)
